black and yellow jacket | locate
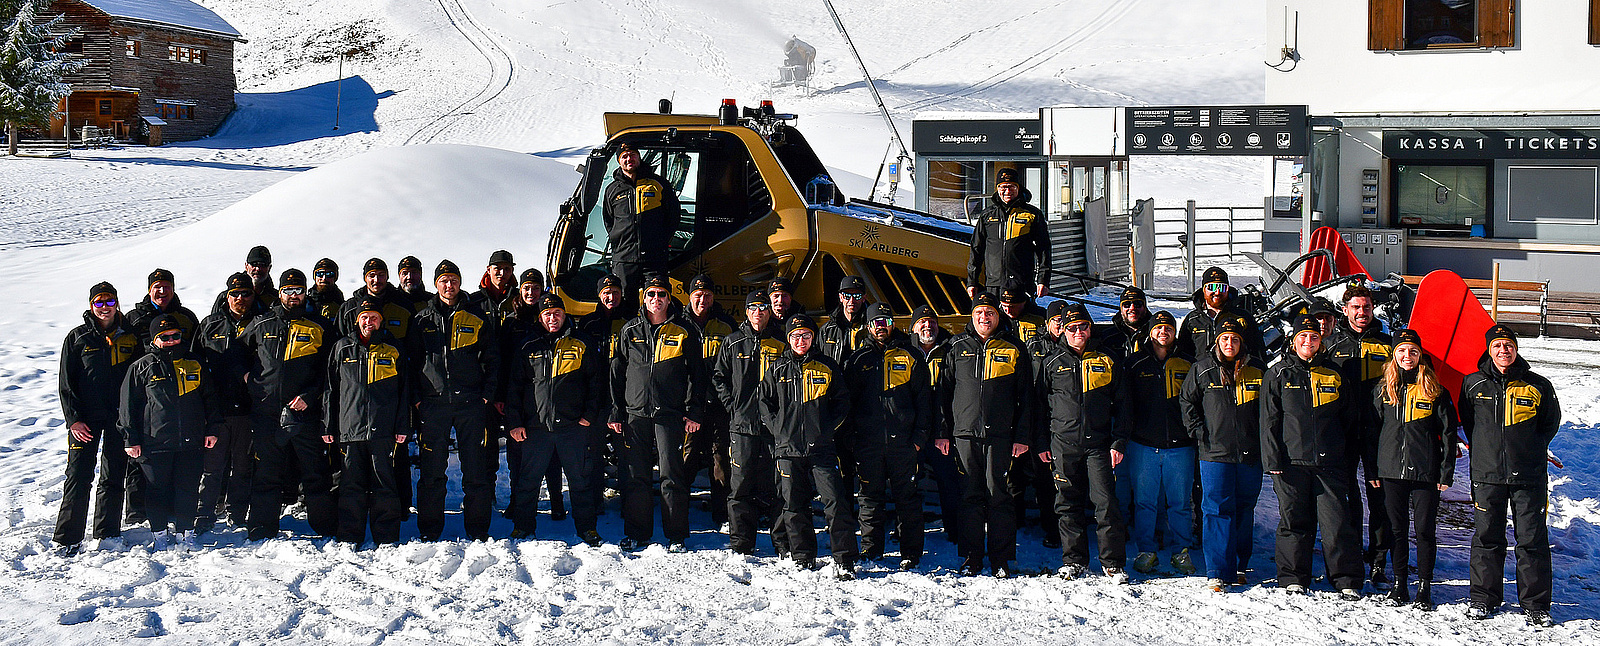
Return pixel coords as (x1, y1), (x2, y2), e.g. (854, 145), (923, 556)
(497, 301), (542, 402)
(1119, 344), (1194, 449)
(611, 311), (706, 423)
(1035, 338), (1120, 456)
(237, 304), (338, 412)
(307, 284), (345, 321)
(602, 167), (680, 266)
(407, 296), (501, 406)
(1327, 321), (1392, 444)
(1367, 370), (1458, 486)
(819, 305), (869, 363)
(337, 285), (415, 340)
(1261, 351), (1351, 471)
(845, 330), (933, 451)
(759, 347), (850, 459)
(128, 295), (199, 345)
(193, 307), (258, 416)
(59, 311), (143, 429)
(937, 328), (1034, 444)
(505, 322), (608, 435)
(1095, 312), (1149, 363)
(1459, 354), (1560, 485)
(325, 330), (408, 443)
(1179, 354), (1266, 464)
(713, 319), (787, 437)
(1003, 302), (1048, 346)
(1175, 290), (1263, 361)
(967, 193), (1050, 290)
(579, 304), (630, 361)
(119, 343), (219, 453)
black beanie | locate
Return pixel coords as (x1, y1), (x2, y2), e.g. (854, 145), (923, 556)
(1045, 300), (1068, 321)
(995, 167), (1020, 187)
(363, 257), (387, 275)
(1120, 286), (1147, 305)
(1061, 303), (1093, 326)
(689, 274), (716, 294)
(520, 268), (545, 286)
(767, 276), (795, 295)
(786, 314), (818, 336)
(746, 290), (770, 307)
(280, 269), (307, 289)
(1393, 328), (1423, 349)
(536, 292), (565, 314)
(314, 258), (338, 274)
(1000, 281), (1030, 303)
(149, 314), (182, 339)
(1201, 267), (1229, 286)
(246, 245), (272, 266)
(1290, 314), (1320, 338)
(1485, 324), (1517, 346)
(1150, 310), (1177, 329)
(971, 291), (1001, 312)
(89, 281), (117, 302)
(398, 256), (422, 272)
(642, 273), (671, 293)
(434, 259), (461, 280)
(597, 274), (623, 293)
(148, 268), (174, 287)
(1215, 317), (1246, 341)
(225, 272), (253, 293)
(356, 297), (384, 315)
(912, 304), (937, 324)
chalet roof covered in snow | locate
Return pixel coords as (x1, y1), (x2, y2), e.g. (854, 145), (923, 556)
(77, 0), (244, 40)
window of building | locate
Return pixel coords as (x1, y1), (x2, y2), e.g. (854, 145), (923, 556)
(126, 39), (140, 57)
(1369, 0), (1514, 51)
(925, 160), (1044, 222)
(1394, 163), (1489, 232)
(62, 37), (84, 55)
(167, 44), (206, 64)
(156, 102), (194, 120)
(98, 100), (112, 116)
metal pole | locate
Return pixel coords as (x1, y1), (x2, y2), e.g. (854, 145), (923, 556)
(1186, 199), (1198, 293)
(1491, 261), (1501, 321)
(334, 54), (343, 131)
(821, 0), (911, 181)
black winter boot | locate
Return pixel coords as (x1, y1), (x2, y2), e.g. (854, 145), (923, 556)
(1411, 582), (1434, 611)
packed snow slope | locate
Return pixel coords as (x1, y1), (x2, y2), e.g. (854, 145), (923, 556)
(1, 0), (1268, 250)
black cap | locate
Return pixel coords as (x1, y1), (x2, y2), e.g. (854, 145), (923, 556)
(911, 305), (937, 324)
(434, 259), (461, 280)
(642, 273), (672, 293)
(1306, 298), (1336, 318)
(1290, 314), (1320, 338)
(618, 142), (637, 155)
(148, 268), (174, 287)
(149, 314), (182, 339)
(995, 167), (1020, 187)
(1000, 280), (1030, 303)
(246, 245), (272, 266)
(745, 290), (770, 307)
(519, 268), (544, 286)
(225, 272), (253, 293)
(838, 275), (866, 293)
(786, 314), (818, 336)
(89, 281), (117, 302)
(1045, 300), (1068, 321)
(1201, 267), (1229, 286)
(488, 250), (514, 266)
(971, 291), (1001, 312)
(363, 257), (387, 275)
(280, 268), (307, 289)
(356, 296), (384, 315)
(864, 302), (895, 322)
(1393, 328), (1423, 349)
(689, 274), (715, 294)
(767, 276), (795, 295)
(1215, 317), (1247, 341)
(597, 274), (623, 292)
(1485, 324), (1517, 346)
(1120, 286), (1147, 306)
(398, 256), (422, 272)
(314, 258), (338, 274)
(1061, 303), (1092, 326)
(536, 292), (565, 314)
(1150, 310), (1177, 329)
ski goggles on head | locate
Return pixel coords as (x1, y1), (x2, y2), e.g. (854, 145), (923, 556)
(1204, 282), (1228, 293)
(280, 287), (306, 296)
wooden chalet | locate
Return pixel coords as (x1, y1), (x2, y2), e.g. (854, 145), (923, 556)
(48, 0), (244, 144)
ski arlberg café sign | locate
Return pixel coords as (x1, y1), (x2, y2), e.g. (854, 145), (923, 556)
(1383, 129), (1600, 159)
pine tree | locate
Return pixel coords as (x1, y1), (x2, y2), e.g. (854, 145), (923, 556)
(1, 0), (82, 155)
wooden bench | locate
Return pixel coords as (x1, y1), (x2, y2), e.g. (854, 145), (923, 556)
(1401, 275), (1549, 337)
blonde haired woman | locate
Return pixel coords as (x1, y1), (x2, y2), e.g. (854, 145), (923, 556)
(1364, 329), (1456, 611)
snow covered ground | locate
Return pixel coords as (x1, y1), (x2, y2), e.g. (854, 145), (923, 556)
(2, 0), (1596, 643)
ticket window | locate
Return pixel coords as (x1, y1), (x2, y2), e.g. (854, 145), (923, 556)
(926, 159), (1045, 222)
(1052, 158), (1128, 220)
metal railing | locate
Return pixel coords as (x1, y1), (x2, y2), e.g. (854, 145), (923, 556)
(1152, 201), (1265, 292)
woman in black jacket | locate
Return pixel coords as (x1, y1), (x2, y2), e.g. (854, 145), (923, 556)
(1366, 329), (1456, 611)
(1178, 318), (1265, 592)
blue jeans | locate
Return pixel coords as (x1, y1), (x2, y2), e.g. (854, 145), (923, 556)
(1199, 460), (1263, 580)
(1127, 442), (1196, 553)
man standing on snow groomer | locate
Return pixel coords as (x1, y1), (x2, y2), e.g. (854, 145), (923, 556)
(604, 143), (681, 311)
(967, 168), (1050, 299)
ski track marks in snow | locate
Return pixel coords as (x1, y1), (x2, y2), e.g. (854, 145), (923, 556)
(404, 0), (517, 145)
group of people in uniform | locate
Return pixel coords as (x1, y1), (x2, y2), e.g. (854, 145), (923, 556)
(49, 162), (1563, 626)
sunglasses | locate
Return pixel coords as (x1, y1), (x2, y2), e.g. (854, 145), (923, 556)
(1065, 322), (1092, 333)
(156, 332), (183, 342)
(281, 286), (306, 296)
(746, 303), (771, 311)
(314, 270), (335, 279)
(227, 289), (253, 299)
(869, 317), (894, 327)
(841, 292), (865, 301)
(1120, 300), (1145, 308)
(91, 298), (117, 308)
(1204, 282), (1228, 293)
(788, 331), (814, 341)
(247, 261), (270, 269)
(644, 290), (670, 299)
